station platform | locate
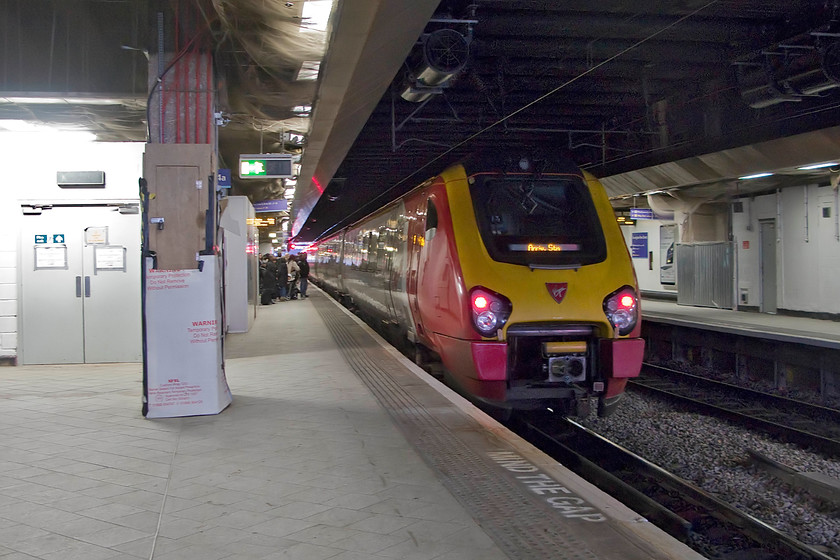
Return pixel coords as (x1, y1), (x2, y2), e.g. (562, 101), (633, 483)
(642, 298), (840, 350)
(0, 288), (705, 560)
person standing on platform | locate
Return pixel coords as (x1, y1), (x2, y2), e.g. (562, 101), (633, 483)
(264, 254), (278, 302)
(275, 254), (289, 301)
(286, 254), (300, 299)
(260, 255), (274, 305)
(298, 252), (310, 298)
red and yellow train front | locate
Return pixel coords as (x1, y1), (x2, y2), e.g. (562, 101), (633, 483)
(411, 160), (644, 418)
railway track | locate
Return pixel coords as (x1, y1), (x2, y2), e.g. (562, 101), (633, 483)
(511, 415), (835, 560)
(630, 363), (840, 458)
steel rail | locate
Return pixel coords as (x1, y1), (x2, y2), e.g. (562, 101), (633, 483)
(511, 416), (835, 560)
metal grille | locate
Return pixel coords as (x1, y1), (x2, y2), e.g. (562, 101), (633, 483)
(312, 293), (600, 560)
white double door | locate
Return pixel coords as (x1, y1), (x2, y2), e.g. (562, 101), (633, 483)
(20, 203), (142, 364)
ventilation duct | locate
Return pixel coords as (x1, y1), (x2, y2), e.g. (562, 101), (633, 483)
(737, 38), (840, 109)
(400, 28), (470, 103)
(647, 194), (676, 220)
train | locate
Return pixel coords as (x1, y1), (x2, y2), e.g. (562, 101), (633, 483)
(308, 150), (644, 418)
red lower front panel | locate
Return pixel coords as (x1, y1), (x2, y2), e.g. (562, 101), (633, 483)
(435, 337), (508, 401)
(436, 337), (507, 381)
(470, 342), (508, 381)
(599, 338), (645, 378)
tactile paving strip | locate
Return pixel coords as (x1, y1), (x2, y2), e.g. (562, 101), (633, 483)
(312, 293), (600, 560)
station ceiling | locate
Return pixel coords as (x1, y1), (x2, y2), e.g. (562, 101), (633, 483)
(3, 0), (840, 242)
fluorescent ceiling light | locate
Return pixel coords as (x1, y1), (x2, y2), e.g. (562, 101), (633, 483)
(301, 1), (332, 32)
(0, 121), (96, 141)
(0, 120), (44, 132)
(797, 161), (838, 170)
(0, 95), (139, 105)
(738, 172), (773, 180)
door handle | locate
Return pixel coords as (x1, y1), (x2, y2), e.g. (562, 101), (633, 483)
(84, 276), (91, 297)
(76, 276), (82, 297)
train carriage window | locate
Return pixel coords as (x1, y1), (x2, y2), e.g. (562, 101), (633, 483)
(470, 176), (607, 267)
(425, 199), (438, 244)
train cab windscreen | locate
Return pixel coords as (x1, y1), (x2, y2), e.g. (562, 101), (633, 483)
(470, 176), (607, 268)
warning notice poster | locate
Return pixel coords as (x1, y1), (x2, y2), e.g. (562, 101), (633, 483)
(143, 256), (232, 418)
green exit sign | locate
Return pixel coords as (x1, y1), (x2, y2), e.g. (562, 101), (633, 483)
(238, 154), (294, 179)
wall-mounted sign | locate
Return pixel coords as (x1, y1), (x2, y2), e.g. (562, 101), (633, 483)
(35, 235), (47, 244)
(630, 232), (648, 259)
(57, 170), (105, 187)
(660, 225), (677, 285)
(217, 169), (231, 188)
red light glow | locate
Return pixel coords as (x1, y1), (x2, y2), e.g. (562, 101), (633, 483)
(473, 295), (489, 310)
(620, 295), (635, 308)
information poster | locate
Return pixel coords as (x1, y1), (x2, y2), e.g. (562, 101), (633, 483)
(34, 245), (68, 269)
(85, 226), (108, 245)
(630, 232), (648, 259)
(660, 225), (677, 285)
(144, 256), (232, 418)
(95, 246), (126, 271)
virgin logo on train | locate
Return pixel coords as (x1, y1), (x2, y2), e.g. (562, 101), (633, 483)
(546, 283), (568, 303)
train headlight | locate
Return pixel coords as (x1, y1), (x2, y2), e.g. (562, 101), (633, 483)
(603, 286), (639, 336)
(475, 310), (497, 331)
(470, 287), (512, 337)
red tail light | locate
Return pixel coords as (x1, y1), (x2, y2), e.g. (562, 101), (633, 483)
(603, 286), (639, 336)
(469, 287), (512, 337)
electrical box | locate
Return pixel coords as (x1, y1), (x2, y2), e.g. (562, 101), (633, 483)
(143, 144), (215, 270)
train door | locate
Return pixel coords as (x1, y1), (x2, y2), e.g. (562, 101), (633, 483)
(19, 203), (142, 364)
(406, 196), (435, 341)
(759, 219), (777, 314)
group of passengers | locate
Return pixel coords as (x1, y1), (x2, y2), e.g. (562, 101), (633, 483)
(259, 252), (309, 305)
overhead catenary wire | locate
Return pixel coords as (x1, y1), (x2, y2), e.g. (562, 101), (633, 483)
(316, 0), (721, 240)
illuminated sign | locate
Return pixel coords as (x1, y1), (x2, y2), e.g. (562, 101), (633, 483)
(246, 217), (276, 227)
(629, 208), (655, 220)
(289, 242), (313, 252)
(253, 199), (288, 212)
(509, 243), (581, 252)
(238, 154), (294, 179)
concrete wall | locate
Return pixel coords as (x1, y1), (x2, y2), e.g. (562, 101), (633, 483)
(733, 185), (840, 314)
(0, 132), (144, 362)
(620, 220), (679, 296)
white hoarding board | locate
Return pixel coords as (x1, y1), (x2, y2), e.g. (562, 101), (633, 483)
(144, 256), (232, 418)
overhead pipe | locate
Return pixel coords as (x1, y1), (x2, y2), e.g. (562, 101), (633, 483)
(736, 16), (840, 109)
(646, 194), (676, 220)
